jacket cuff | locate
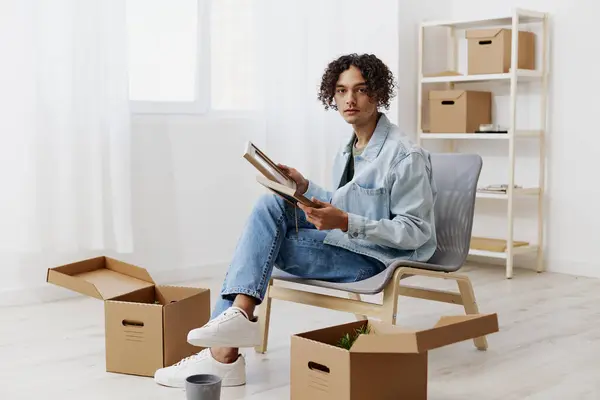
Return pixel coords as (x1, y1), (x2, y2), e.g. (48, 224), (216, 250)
(346, 213), (366, 239)
(304, 180), (329, 203)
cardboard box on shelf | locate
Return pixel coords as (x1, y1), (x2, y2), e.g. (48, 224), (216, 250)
(428, 90), (491, 133)
(466, 28), (535, 75)
(290, 313), (499, 400)
(46, 256), (210, 377)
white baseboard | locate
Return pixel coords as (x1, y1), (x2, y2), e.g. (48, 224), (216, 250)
(0, 262), (228, 307)
(545, 260), (600, 279)
(466, 254), (538, 272)
(467, 255), (600, 279)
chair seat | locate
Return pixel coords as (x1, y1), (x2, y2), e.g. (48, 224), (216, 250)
(271, 268), (388, 295)
(272, 258), (449, 295)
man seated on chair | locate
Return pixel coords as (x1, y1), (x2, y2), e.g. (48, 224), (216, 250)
(154, 53), (438, 388)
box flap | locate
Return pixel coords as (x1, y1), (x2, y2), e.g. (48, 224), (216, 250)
(349, 321), (421, 354)
(466, 28), (504, 39)
(46, 256), (155, 300)
(416, 314), (499, 352)
(429, 90), (465, 101)
(350, 331), (420, 353)
(350, 314), (498, 354)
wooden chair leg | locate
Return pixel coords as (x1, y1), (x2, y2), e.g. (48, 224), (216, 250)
(255, 280), (273, 354)
(380, 269), (402, 325)
(348, 293), (367, 320)
(456, 277), (488, 351)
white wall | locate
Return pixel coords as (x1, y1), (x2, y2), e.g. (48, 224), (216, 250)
(397, 1), (453, 137)
(0, 115), (266, 306)
(0, 0), (404, 306)
(442, 0), (599, 277)
(126, 114), (266, 271)
(5, 0), (595, 305)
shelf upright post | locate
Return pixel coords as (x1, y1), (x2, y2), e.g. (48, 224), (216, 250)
(417, 22), (425, 147)
(506, 9), (521, 279)
(446, 26), (457, 153)
(537, 13), (549, 273)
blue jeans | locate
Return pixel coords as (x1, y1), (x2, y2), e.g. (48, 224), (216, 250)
(211, 194), (386, 319)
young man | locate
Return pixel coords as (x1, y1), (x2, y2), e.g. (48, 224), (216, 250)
(153, 53), (437, 388)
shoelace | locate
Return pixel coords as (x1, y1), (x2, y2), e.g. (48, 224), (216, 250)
(204, 309), (238, 328)
(173, 350), (209, 367)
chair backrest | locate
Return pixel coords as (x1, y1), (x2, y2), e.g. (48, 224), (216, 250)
(426, 153), (483, 270)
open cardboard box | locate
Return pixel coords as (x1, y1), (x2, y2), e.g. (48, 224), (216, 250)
(46, 256), (210, 377)
(291, 313), (499, 400)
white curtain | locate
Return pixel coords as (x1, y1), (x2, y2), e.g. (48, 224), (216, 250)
(0, 0), (132, 263)
(252, 0), (400, 189)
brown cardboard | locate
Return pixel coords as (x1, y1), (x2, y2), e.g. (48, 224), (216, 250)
(429, 90), (492, 133)
(47, 257), (155, 299)
(471, 236), (529, 252)
(47, 256), (210, 377)
(467, 28), (535, 75)
(291, 314), (499, 400)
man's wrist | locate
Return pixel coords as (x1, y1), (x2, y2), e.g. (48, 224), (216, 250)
(299, 179), (309, 194)
(340, 212), (349, 232)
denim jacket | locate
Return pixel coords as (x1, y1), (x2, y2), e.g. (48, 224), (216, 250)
(304, 113), (437, 266)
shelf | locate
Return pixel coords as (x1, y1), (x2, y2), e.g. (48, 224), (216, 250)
(419, 130), (543, 140)
(420, 8), (546, 29)
(469, 245), (539, 259)
(421, 69), (542, 84)
(476, 188), (540, 199)
(416, 7), (548, 279)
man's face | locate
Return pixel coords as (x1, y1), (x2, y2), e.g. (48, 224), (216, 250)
(334, 65), (378, 125)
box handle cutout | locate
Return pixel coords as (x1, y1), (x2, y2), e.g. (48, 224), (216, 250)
(478, 40), (492, 45)
(441, 100), (455, 105)
(122, 319), (144, 327)
(308, 361), (330, 374)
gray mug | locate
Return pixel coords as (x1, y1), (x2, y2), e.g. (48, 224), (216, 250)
(185, 374), (222, 400)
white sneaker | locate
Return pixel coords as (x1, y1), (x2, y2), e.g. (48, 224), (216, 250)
(154, 348), (246, 388)
(187, 306), (261, 348)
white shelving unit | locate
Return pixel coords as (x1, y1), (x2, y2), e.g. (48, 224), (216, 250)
(421, 69), (542, 84)
(416, 8), (549, 279)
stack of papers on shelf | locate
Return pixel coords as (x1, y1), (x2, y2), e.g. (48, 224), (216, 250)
(477, 184), (522, 194)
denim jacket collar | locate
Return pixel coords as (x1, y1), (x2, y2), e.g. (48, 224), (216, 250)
(342, 113), (392, 162)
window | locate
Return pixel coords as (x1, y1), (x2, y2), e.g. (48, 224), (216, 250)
(126, 0), (255, 114)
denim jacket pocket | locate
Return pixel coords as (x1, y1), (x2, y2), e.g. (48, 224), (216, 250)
(347, 182), (389, 221)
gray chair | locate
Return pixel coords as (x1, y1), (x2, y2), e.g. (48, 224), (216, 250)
(255, 153), (488, 353)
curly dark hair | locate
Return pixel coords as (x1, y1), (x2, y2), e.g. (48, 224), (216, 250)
(318, 53), (397, 111)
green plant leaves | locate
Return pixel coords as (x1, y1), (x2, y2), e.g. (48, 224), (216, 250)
(336, 324), (372, 350)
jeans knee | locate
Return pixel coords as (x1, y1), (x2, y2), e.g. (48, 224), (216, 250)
(254, 193), (286, 216)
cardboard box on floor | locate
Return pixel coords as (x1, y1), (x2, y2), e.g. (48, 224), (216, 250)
(428, 90), (492, 133)
(467, 28), (535, 75)
(46, 256), (210, 377)
(291, 313), (499, 400)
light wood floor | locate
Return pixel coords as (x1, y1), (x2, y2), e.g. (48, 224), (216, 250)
(2, 263), (600, 399)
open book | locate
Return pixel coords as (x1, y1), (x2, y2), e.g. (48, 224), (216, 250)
(243, 141), (323, 209)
